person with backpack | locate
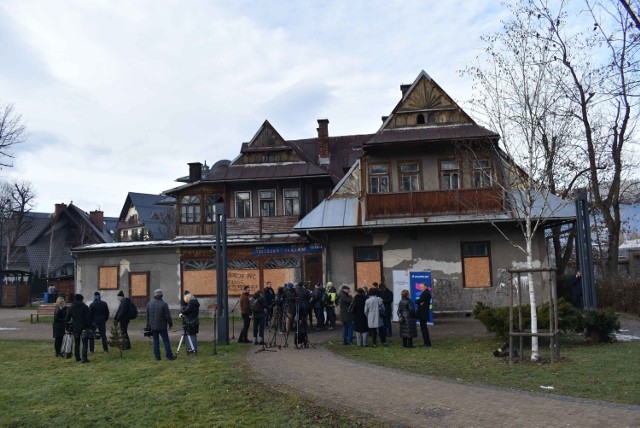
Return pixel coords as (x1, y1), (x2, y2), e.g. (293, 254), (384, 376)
(337, 285), (353, 345)
(115, 290), (133, 350)
(65, 294), (92, 363)
(325, 282), (337, 330)
(89, 291), (110, 353)
(312, 283), (326, 331)
(238, 286), (251, 344)
(250, 291), (266, 345)
(147, 288), (174, 361)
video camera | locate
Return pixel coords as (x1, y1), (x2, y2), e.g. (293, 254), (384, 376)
(142, 325), (152, 337)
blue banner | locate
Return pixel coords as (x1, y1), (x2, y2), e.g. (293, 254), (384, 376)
(409, 271), (433, 324)
(252, 243), (322, 256)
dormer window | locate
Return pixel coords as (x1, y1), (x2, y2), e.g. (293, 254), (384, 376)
(417, 114), (425, 125)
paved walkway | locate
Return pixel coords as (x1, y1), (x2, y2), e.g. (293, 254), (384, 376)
(3, 308), (639, 426)
(245, 319), (640, 428)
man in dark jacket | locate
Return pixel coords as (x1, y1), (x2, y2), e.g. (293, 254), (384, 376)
(89, 291), (110, 353)
(238, 286), (251, 343)
(147, 288), (174, 361)
(379, 282), (394, 337)
(114, 290), (132, 350)
(416, 283), (432, 347)
(263, 282), (275, 327)
(65, 294), (92, 363)
(337, 286), (354, 345)
(312, 283), (326, 330)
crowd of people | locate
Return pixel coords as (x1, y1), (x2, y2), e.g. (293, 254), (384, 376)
(51, 279), (433, 361)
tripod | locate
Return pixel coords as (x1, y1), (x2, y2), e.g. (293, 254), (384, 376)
(174, 324), (196, 358)
(294, 303), (315, 350)
(267, 305), (283, 350)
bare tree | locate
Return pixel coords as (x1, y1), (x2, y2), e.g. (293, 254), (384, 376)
(464, 1), (586, 361)
(534, 0), (640, 277)
(1, 180), (37, 269)
(0, 102), (27, 167)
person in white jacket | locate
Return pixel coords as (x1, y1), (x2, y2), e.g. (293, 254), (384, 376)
(363, 287), (388, 347)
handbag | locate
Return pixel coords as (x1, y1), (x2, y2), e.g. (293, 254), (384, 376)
(378, 301), (385, 317)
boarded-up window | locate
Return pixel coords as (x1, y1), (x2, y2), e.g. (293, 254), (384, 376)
(462, 242), (491, 288)
(130, 272), (149, 298)
(354, 247), (382, 288)
(264, 257), (300, 288)
(228, 259), (259, 295)
(99, 266), (118, 290)
(183, 260), (216, 297)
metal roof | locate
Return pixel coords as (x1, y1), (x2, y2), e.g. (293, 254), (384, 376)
(365, 123), (498, 147)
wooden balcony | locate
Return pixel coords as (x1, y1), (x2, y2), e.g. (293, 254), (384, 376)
(226, 215), (300, 235)
(365, 188), (504, 220)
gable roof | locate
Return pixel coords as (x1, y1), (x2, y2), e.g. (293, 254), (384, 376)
(118, 192), (175, 239)
(366, 70), (498, 148)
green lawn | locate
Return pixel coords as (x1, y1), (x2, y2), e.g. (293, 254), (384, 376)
(328, 335), (640, 405)
(0, 340), (376, 427)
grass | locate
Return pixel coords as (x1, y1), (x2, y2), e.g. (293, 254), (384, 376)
(328, 335), (640, 405)
(0, 340), (378, 427)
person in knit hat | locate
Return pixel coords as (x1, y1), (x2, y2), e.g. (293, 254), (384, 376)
(89, 291), (110, 353)
(147, 289), (174, 360)
(114, 290), (132, 350)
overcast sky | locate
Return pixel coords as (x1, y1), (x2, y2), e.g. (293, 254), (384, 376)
(0, 1), (509, 217)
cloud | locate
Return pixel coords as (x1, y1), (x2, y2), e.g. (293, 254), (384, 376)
(0, 0), (508, 216)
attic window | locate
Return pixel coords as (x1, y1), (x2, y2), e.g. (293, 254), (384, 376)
(417, 114), (425, 125)
(262, 153), (275, 163)
(428, 113), (437, 124)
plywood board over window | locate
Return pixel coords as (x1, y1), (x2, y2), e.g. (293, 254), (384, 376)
(183, 270), (216, 297)
(130, 272), (149, 298)
(98, 266), (119, 290)
(462, 241), (492, 288)
(228, 269), (260, 295)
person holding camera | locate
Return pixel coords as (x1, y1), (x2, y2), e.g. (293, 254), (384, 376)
(179, 292), (200, 353)
(147, 289), (174, 361)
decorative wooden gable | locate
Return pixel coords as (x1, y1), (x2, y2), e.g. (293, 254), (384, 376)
(237, 120), (307, 165)
(382, 70), (474, 130)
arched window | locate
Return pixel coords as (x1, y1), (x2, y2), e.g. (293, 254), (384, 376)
(427, 113), (437, 124)
(417, 113), (425, 125)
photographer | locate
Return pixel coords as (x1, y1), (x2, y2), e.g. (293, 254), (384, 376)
(251, 291), (266, 345)
(180, 292), (200, 353)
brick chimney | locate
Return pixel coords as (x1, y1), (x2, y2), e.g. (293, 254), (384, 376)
(317, 119), (330, 166)
(400, 84), (411, 96)
(54, 203), (67, 216)
(188, 162), (202, 183)
(89, 210), (104, 231)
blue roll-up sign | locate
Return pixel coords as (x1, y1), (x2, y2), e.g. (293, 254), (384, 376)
(409, 271), (433, 324)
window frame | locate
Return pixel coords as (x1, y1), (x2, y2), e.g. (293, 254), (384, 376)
(180, 195), (201, 224)
(368, 162), (391, 194)
(259, 189), (276, 217)
(461, 241), (492, 288)
(439, 159), (461, 190)
(472, 159), (493, 188)
(235, 191), (252, 218)
(283, 188), (300, 216)
(398, 160), (421, 192)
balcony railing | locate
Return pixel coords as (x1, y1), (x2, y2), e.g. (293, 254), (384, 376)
(365, 188), (504, 220)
